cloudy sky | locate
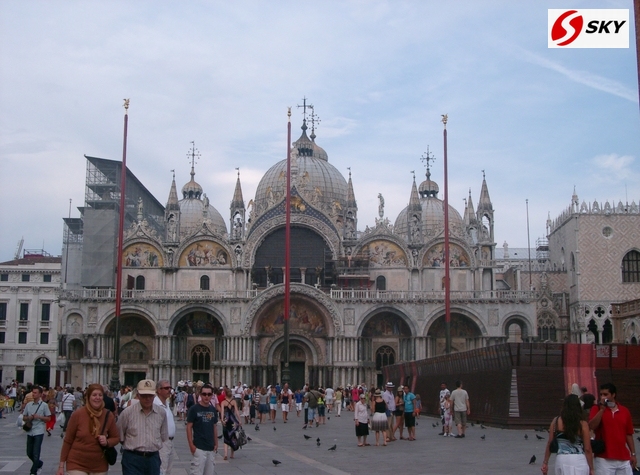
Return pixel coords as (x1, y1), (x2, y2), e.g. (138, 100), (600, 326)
(1, 0), (638, 260)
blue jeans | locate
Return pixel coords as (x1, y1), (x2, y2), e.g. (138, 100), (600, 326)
(26, 434), (44, 474)
(122, 450), (161, 475)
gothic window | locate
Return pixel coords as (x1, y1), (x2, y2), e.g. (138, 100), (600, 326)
(376, 276), (386, 291)
(191, 345), (211, 371)
(587, 319), (599, 344)
(200, 275), (210, 290)
(135, 275), (145, 290)
(622, 250), (640, 283)
(537, 314), (557, 342)
(375, 346), (395, 371)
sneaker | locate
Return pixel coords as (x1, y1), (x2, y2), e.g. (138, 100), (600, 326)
(438, 432), (444, 436)
(454, 435), (463, 438)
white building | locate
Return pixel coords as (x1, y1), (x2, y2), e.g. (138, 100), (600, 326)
(0, 250), (61, 387)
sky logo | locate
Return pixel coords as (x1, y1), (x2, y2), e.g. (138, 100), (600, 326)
(548, 9), (629, 48)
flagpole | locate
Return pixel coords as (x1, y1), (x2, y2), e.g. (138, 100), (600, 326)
(442, 114), (451, 354)
(282, 107), (292, 385)
(111, 99), (129, 391)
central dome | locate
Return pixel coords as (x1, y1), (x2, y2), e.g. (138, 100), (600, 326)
(253, 121), (348, 216)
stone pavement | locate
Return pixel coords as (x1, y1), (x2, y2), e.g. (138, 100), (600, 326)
(0, 409), (591, 475)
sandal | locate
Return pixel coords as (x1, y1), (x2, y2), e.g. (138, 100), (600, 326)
(223, 456), (227, 460)
(357, 444), (364, 447)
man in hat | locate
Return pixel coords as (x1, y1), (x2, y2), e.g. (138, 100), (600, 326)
(383, 382), (396, 442)
(118, 380), (168, 475)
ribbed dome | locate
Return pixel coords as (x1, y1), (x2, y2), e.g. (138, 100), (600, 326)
(182, 177), (203, 199)
(253, 122), (348, 215)
(178, 198), (227, 238)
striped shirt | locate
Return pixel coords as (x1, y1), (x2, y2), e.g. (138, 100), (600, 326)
(117, 401), (168, 452)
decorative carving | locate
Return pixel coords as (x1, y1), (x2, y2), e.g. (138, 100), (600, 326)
(88, 307), (98, 326)
(488, 308), (499, 326)
(344, 308), (355, 325)
(230, 307), (241, 324)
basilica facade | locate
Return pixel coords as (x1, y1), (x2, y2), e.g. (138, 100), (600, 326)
(59, 118), (633, 391)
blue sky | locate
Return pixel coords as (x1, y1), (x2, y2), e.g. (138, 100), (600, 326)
(1, 0), (638, 260)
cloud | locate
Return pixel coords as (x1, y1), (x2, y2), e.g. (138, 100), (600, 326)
(516, 48), (638, 103)
(591, 153), (637, 182)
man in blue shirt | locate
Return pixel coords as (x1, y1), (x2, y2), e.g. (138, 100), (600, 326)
(186, 383), (218, 475)
(403, 385), (417, 441)
(23, 386), (51, 475)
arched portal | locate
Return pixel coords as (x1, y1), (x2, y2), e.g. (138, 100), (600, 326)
(361, 312), (412, 386)
(105, 315), (156, 385)
(34, 356), (51, 387)
(172, 310), (225, 383)
(427, 313), (482, 355)
(252, 226), (331, 287)
(253, 295), (332, 389)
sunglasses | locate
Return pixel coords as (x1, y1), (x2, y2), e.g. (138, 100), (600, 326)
(200, 392), (213, 396)
(159, 387), (172, 390)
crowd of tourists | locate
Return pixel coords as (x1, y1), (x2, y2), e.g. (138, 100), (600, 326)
(9, 378), (637, 475)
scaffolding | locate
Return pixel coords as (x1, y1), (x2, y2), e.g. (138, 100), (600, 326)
(536, 237), (549, 262)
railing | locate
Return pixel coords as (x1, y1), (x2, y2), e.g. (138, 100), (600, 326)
(18, 320), (29, 328)
(330, 289), (538, 302)
(0, 319), (6, 328)
(60, 289), (260, 301)
(39, 320), (50, 328)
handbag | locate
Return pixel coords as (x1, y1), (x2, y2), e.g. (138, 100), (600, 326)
(99, 411), (118, 465)
(236, 426), (248, 447)
(23, 402), (43, 432)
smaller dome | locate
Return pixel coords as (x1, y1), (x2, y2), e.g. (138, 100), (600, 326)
(418, 170), (438, 198)
(182, 175), (203, 199)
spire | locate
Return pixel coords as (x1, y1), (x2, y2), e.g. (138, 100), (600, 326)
(476, 170), (493, 215)
(166, 170), (180, 210)
(464, 188), (475, 224)
(182, 142), (203, 199)
(346, 168), (357, 208)
(409, 171), (421, 210)
(231, 168), (245, 209)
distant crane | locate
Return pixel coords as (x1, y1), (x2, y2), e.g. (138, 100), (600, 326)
(14, 237), (24, 260)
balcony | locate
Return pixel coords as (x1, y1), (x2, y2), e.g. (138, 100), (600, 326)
(60, 289), (260, 303)
(18, 319), (29, 329)
(40, 320), (50, 328)
(0, 319), (6, 328)
(329, 289), (538, 303)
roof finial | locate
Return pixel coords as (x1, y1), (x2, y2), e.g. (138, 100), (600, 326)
(123, 98), (130, 114)
(236, 167), (240, 178)
(441, 114), (448, 128)
(420, 146), (436, 180)
(347, 166), (351, 179)
(187, 141), (200, 180)
(309, 105), (320, 142)
(297, 96), (313, 132)
(171, 169), (175, 180)
(482, 169), (486, 180)
(411, 170), (415, 181)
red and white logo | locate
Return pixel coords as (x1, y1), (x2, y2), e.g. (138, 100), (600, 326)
(548, 9), (629, 48)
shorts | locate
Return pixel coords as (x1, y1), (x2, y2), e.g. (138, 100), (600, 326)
(393, 409), (404, 417)
(325, 398), (333, 405)
(269, 403), (278, 411)
(296, 402), (302, 411)
(404, 412), (416, 428)
(281, 403), (290, 412)
(307, 407), (318, 421)
(318, 406), (325, 417)
(454, 410), (467, 426)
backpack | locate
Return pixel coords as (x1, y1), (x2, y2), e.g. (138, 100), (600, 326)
(186, 393), (195, 409)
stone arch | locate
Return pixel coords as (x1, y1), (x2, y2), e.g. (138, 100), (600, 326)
(169, 306), (227, 336)
(357, 307), (416, 338)
(243, 283), (342, 336)
(120, 339), (150, 363)
(122, 241), (164, 267)
(66, 313), (84, 335)
(253, 295), (331, 339)
(243, 215), (341, 268)
(423, 306), (487, 337)
(68, 338), (85, 360)
(266, 333), (321, 366)
(502, 315), (531, 342)
(99, 306), (158, 335)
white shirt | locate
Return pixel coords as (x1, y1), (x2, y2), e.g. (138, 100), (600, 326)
(154, 395), (176, 438)
(325, 388), (334, 400)
(439, 388), (450, 409)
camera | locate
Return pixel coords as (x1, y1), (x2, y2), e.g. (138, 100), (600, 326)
(604, 399), (609, 405)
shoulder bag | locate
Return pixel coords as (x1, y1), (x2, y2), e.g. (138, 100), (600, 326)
(100, 412), (118, 465)
(23, 402), (43, 432)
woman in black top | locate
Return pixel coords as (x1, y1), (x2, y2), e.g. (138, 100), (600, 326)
(370, 389), (388, 446)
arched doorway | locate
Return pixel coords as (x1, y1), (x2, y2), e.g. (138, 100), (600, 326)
(427, 313), (482, 355)
(361, 312), (412, 385)
(34, 357), (51, 386)
(254, 294), (331, 388)
(105, 315), (156, 385)
(172, 311), (225, 382)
